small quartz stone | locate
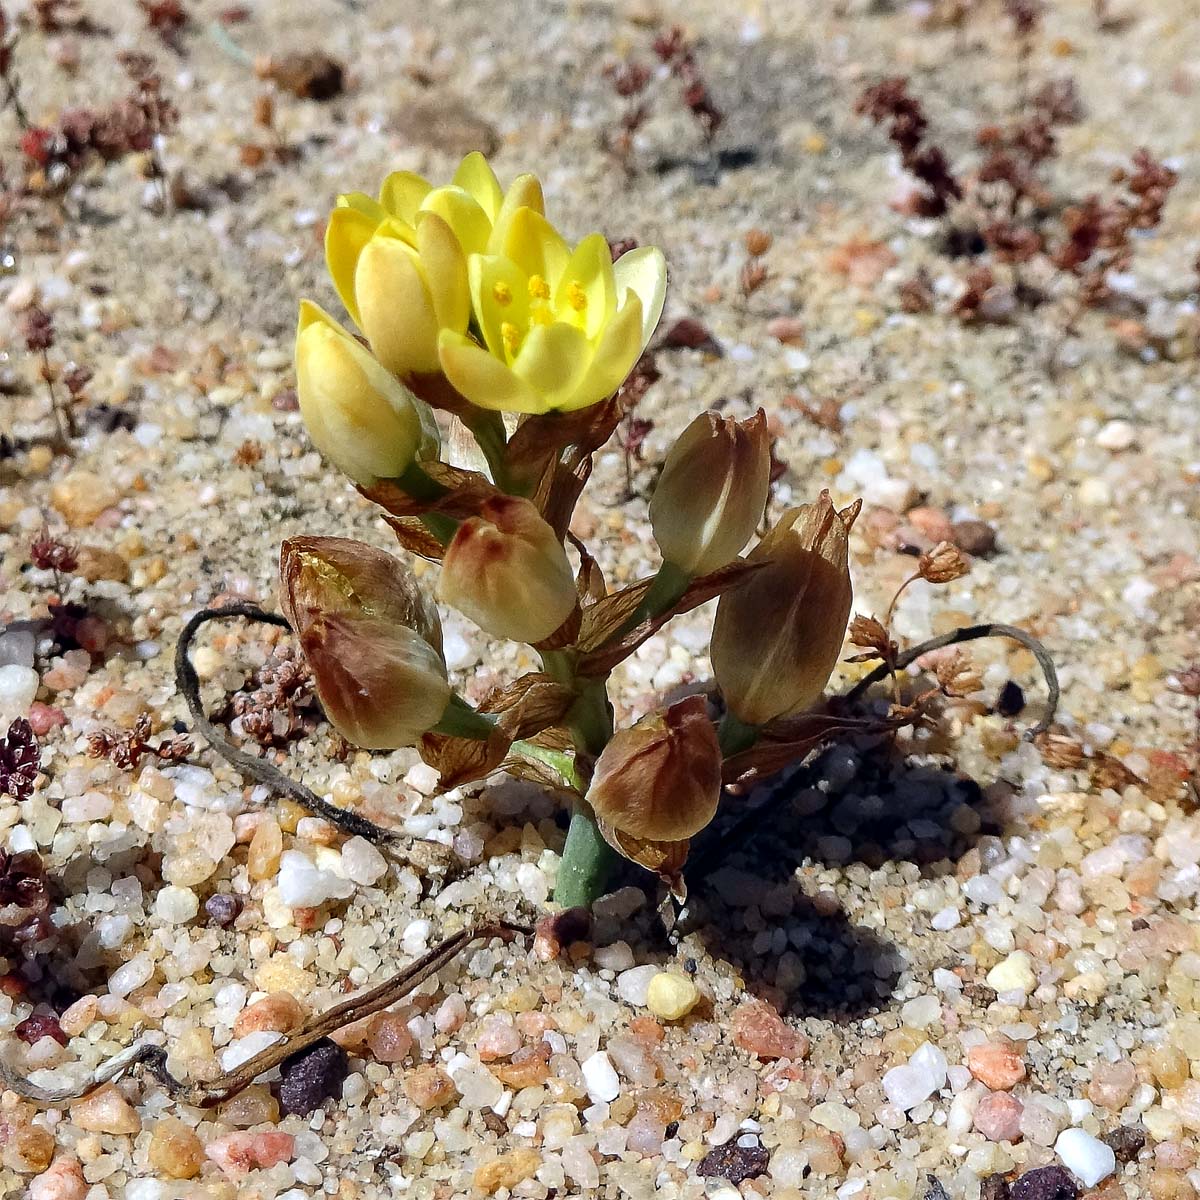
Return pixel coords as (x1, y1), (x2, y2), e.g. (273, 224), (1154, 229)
(581, 1050), (621, 1103)
(968, 1042), (1027, 1090)
(247, 818), (283, 881)
(367, 1011), (414, 1063)
(473, 1148), (541, 1194)
(1102, 1124), (1146, 1163)
(404, 1064), (456, 1110)
(476, 1014), (522, 1060)
(987, 951), (1036, 994)
(234, 992), (305, 1037)
(1087, 1060), (1136, 1110)
(882, 1043), (948, 1111)
(646, 972), (700, 1021)
(1055, 1128), (1116, 1187)
(276, 1038), (349, 1116)
(70, 1083), (141, 1134)
(154, 886), (199, 924)
(730, 998), (807, 1060)
(148, 1117), (205, 1180)
(341, 836), (387, 885)
(975, 1092), (1024, 1142)
(276, 849), (353, 908)
(205, 1131), (295, 1179)
(29, 1157), (88, 1200)
(617, 965), (660, 1007)
(448, 1055), (504, 1109)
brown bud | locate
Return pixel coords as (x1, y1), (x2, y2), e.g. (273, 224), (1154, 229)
(711, 492), (857, 726)
(437, 496), (577, 644)
(649, 409), (771, 576)
(280, 537), (449, 748)
(918, 540), (970, 584)
(586, 696), (721, 842)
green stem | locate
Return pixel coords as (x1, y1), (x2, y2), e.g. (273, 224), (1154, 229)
(396, 462), (458, 545)
(615, 560), (692, 641)
(555, 806), (619, 910)
(717, 710), (760, 757)
(550, 672), (619, 909)
(465, 411), (516, 494)
(431, 694), (496, 740)
(510, 740), (582, 790)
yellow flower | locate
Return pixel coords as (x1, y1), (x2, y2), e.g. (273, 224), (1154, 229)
(438, 208), (667, 414)
(324, 152), (543, 378)
(295, 301), (437, 487)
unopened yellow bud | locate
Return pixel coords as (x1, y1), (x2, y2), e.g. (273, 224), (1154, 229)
(436, 496), (577, 644)
(587, 696), (721, 842)
(649, 409), (771, 576)
(710, 492), (858, 726)
(294, 301), (429, 487)
(280, 536), (450, 749)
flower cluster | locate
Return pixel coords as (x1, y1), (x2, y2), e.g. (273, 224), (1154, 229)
(292, 153), (861, 906)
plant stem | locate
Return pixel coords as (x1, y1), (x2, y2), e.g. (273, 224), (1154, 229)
(431, 694), (496, 740)
(616, 560), (691, 640)
(552, 675), (618, 908)
(556, 805), (619, 909)
(717, 709), (759, 757)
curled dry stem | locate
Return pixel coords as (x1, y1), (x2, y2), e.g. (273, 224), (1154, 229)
(175, 604), (399, 845)
(0, 922), (529, 1107)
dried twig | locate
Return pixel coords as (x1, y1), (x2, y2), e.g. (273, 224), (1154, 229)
(0, 922), (529, 1107)
(175, 604), (398, 844)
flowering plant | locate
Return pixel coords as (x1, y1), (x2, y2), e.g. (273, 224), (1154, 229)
(292, 152), (862, 907)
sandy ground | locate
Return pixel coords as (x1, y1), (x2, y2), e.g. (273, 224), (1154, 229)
(1, 0), (1200, 1197)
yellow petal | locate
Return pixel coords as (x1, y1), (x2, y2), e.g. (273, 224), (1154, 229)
(554, 233), (616, 339)
(488, 173), (545, 252)
(325, 206), (380, 329)
(511, 321), (592, 411)
(438, 330), (543, 413)
(469, 254), (531, 362)
(613, 245), (668, 348)
(416, 213), (470, 334)
(564, 292), (644, 411)
(500, 207), (570, 289)
(378, 170), (431, 224)
(356, 237), (441, 376)
(295, 301), (424, 485)
(337, 191), (387, 221)
(419, 186), (492, 257)
(452, 152), (504, 222)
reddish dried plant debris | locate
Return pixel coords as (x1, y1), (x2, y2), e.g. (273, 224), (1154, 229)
(87, 713), (192, 770)
(533, 906), (592, 961)
(21, 306), (55, 353)
(661, 317), (721, 353)
(0, 849), (52, 951)
(696, 1142), (770, 1184)
(1, 719), (41, 801)
(29, 532), (78, 575)
(730, 998), (807, 1060)
(15, 1012), (68, 1046)
(258, 51), (345, 101)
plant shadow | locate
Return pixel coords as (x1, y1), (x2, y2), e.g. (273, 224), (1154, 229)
(676, 734), (1001, 1021)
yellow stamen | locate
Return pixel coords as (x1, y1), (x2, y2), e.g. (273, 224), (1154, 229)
(501, 322), (522, 355)
(492, 281), (513, 306)
(528, 274), (551, 301)
(566, 281), (588, 312)
(530, 306), (555, 327)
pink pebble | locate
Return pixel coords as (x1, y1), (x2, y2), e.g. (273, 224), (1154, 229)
(974, 1092), (1024, 1142)
(475, 1014), (521, 1061)
(434, 993), (467, 1033)
(27, 703), (66, 737)
(29, 1157), (88, 1200)
(206, 1131), (295, 1179)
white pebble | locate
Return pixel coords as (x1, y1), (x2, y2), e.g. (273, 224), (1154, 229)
(153, 886), (198, 924)
(0, 664), (39, 718)
(615, 965), (659, 1006)
(61, 791), (114, 823)
(581, 1051), (621, 1103)
(340, 837), (387, 886)
(1096, 419), (1136, 450)
(108, 954), (154, 998)
(277, 849), (354, 908)
(1055, 1127), (1116, 1186)
(882, 1042), (948, 1112)
(986, 951), (1036, 995)
(221, 1030), (283, 1071)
